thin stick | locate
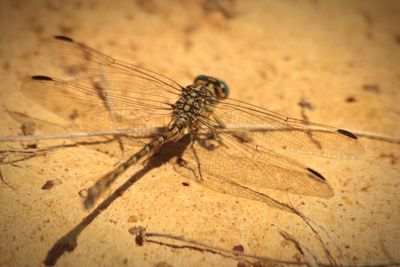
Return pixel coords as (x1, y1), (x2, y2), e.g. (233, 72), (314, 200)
(0, 169), (16, 190)
(349, 130), (400, 144)
(0, 128), (160, 142)
(137, 228), (308, 266)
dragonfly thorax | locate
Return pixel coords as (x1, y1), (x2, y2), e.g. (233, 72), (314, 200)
(169, 83), (219, 135)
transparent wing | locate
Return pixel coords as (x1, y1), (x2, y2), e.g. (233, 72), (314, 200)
(174, 93), (364, 202)
(20, 36), (182, 133)
(48, 36), (183, 93)
(174, 124), (334, 210)
(21, 75), (173, 132)
(213, 98), (364, 159)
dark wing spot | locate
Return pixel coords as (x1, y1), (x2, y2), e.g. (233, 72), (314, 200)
(337, 129), (358, 139)
(32, 75), (53, 81)
(345, 96), (357, 103)
(307, 168), (325, 181)
(54, 35), (74, 42)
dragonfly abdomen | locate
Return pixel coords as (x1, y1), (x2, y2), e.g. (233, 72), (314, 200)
(85, 126), (181, 208)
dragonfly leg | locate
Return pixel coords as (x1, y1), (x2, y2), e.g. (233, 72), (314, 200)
(176, 153), (200, 181)
(189, 132), (205, 182)
(111, 135), (126, 166)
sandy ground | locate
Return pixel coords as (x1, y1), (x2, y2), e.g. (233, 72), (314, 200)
(0, 0), (399, 266)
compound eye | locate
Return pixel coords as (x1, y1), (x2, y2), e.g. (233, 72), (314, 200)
(218, 80), (229, 99)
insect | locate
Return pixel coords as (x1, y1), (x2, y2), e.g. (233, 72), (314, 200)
(18, 36), (363, 210)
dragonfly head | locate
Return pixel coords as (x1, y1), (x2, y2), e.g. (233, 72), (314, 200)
(194, 75), (229, 100)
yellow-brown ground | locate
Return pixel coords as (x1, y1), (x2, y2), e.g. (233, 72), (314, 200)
(0, 1), (399, 266)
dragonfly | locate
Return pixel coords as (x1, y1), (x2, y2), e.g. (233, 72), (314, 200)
(15, 36), (363, 211)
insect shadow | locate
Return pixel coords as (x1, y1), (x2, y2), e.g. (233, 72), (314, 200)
(43, 135), (192, 265)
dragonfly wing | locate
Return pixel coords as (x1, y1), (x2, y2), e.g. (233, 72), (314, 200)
(48, 36), (183, 94)
(174, 125), (334, 204)
(21, 75), (173, 133)
(214, 98), (364, 159)
(20, 36), (184, 134)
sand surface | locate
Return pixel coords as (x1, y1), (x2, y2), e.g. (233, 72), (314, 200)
(0, 1), (399, 266)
